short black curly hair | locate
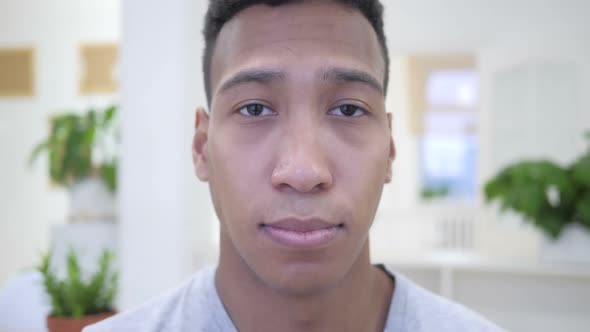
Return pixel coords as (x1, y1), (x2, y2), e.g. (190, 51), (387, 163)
(202, 0), (389, 107)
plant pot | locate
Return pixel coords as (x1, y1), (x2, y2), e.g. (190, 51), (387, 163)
(540, 223), (590, 263)
(69, 176), (116, 222)
(46, 311), (116, 332)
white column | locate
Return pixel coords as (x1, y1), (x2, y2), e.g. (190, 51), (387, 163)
(119, 0), (211, 309)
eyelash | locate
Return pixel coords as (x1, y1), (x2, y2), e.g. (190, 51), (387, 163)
(238, 104), (275, 117)
(237, 103), (368, 117)
(328, 104), (367, 117)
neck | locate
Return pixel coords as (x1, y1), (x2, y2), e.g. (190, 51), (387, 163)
(215, 237), (394, 332)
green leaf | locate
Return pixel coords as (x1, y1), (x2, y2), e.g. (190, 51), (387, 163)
(575, 192), (590, 226)
(36, 251), (66, 316)
(102, 105), (117, 126)
(28, 141), (49, 167)
(483, 159), (573, 237)
(36, 248), (118, 317)
(571, 154), (590, 187)
(100, 161), (117, 192)
(30, 105), (119, 190)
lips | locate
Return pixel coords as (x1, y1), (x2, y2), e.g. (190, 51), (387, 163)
(261, 218), (344, 249)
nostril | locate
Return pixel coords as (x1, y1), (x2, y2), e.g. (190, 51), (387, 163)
(271, 168), (332, 193)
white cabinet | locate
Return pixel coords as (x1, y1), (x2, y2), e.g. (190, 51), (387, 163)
(388, 258), (590, 332)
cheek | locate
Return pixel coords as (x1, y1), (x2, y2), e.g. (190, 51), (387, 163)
(329, 129), (390, 221)
(329, 120), (390, 174)
(207, 129), (271, 224)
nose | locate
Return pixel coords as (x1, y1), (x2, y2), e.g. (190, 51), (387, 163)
(271, 121), (333, 193)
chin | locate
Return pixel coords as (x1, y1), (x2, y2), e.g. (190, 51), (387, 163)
(222, 225), (368, 297)
(258, 260), (348, 297)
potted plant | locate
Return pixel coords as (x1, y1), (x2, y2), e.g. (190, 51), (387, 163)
(30, 105), (120, 292)
(29, 105), (118, 222)
(38, 248), (118, 332)
(484, 131), (590, 261)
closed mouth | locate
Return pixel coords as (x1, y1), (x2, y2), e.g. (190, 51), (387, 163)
(260, 218), (344, 249)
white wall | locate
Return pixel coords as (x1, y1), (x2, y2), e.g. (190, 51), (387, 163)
(385, 0), (590, 53)
(0, 0), (120, 285)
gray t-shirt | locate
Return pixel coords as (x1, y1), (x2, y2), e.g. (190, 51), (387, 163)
(83, 265), (505, 332)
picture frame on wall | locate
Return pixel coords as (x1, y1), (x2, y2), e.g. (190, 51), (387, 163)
(79, 43), (118, 94)
(0, 48), (35, 97)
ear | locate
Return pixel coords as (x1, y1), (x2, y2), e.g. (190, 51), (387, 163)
(384, 112), (396, 183)
(192, 107), (210, 182)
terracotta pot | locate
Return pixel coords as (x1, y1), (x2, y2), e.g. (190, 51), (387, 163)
(46, 311), (116, 332)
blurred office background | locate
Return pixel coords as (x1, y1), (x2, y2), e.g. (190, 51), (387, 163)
(0, 0), (589, 331)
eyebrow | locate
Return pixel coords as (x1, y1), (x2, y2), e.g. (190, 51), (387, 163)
(216, 66), (383, 95)
(319, 67), (384, 95)
(217, 69), (286, 94)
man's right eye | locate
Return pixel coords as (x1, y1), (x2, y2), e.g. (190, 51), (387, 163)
(238, 103), (275, 116)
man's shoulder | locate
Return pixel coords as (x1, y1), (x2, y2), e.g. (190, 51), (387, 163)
(384, 267), (506, 332)
(82, 266), (219, 332)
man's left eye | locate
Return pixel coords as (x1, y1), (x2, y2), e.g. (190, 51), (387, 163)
(238, 103), (275, 117)
(328, 105), (367, 117)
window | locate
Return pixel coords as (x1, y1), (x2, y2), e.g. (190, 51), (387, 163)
(407, 56), (479, 200)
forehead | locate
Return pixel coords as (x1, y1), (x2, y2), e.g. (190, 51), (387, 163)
(209, 1), (385, 100)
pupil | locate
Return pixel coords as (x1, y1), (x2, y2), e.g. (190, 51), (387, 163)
(340, 105), (356, 116)
(247, 104), (263, 116)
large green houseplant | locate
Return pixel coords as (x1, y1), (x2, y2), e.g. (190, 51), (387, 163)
(484, 131), (590, 240)
(30, 105), (119, 221)
(30, 105), (118, 192)
(38, 249), (118, 332)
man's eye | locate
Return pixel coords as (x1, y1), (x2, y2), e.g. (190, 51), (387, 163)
(238, 104), (275, 116)
(328, 104), (366, 117)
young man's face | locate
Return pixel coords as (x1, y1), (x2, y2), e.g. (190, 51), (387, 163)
(193, 1), (395, 295)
